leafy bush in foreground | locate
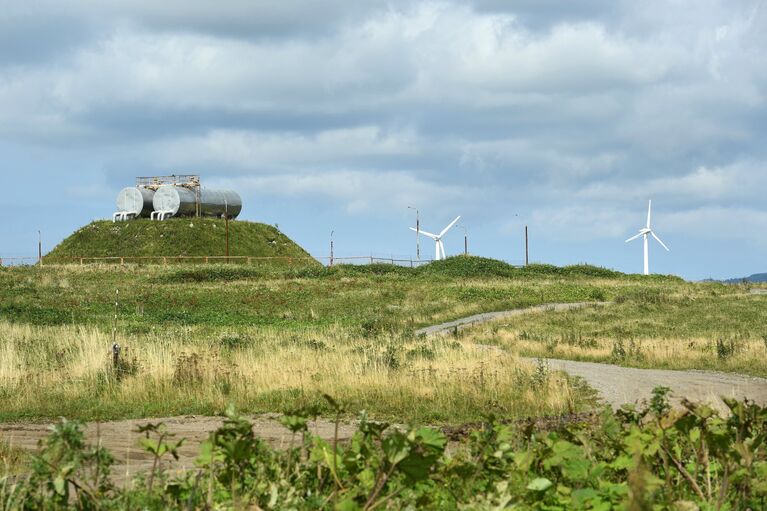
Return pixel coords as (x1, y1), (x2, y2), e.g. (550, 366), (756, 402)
(3, 391), (766, 510)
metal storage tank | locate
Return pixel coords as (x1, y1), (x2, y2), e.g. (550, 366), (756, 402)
(114, 187), (155, 220)
(152, 186), (242, 219)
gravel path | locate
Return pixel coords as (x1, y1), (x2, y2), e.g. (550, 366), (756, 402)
(415, 302), (606, 337)
(537, 358), (767, 413)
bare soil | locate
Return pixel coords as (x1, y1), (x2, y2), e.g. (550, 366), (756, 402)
(1, 414), (356, 484)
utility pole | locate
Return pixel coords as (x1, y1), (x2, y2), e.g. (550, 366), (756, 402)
(525, 225), (529, 266)
(462, 226), (468, 256)
(224, 200), (230, 263)
(38, 230), (42, 267)
(330, 230), (334, 267)
(408, 206), (420, 259)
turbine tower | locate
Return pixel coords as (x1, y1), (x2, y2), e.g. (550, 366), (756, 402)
(625, 200), (669, 275)
(411, 216), (461, 261)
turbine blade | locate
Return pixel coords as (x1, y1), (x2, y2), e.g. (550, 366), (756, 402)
(651, 231), (670, 251)
(625, 232), (643, 243)
(647, 200), (652, 229)
(439, 216), (461, 237)
(411, 227), (439, 239)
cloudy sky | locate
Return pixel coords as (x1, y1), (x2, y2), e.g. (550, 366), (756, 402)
(1, 0), (765, 279)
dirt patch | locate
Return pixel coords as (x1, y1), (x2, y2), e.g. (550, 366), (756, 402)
(0, 414), (356, 484)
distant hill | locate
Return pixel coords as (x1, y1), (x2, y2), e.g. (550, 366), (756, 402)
(45, 219), (316, 263)
(722, 273), (767, 284)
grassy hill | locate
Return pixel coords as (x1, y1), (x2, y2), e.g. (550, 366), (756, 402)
(45, 219), (315, 262)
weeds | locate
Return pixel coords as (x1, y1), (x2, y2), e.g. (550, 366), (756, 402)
(0, 440), (26, 475)
(3, 393), (766, 509)
(0, 322), (581, 423)
(716, 338), (737, 360)
(173, 352), (206, 385)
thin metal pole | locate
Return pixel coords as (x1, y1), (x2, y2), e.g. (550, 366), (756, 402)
(330, 230), (334, 267)
(112, 289), (119, 346)
(408, 206), (420, 260)
(38, 230), (42, 267)
(225, 200), (230, 263)
(416, 210), (420, 260)
(525, 225), (529, 266)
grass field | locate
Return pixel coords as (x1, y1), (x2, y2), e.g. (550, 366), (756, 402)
(0, 256), (761, 424)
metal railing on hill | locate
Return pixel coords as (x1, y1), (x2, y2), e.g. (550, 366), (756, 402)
(0, 255), (436, 268)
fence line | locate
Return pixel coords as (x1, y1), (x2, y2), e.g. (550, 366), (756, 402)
(0, 255), (435, 268)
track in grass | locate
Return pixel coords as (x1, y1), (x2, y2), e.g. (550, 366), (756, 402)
(417, 301), (767, 412)
(414, 302), (607, 336)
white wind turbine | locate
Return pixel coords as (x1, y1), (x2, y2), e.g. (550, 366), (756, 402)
(411, 216), (461, 261)
(625, 200), (669, 275)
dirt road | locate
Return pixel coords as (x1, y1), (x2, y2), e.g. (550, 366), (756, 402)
(538, 358), (767, 412)
(1, 415), (355, 482)
(415, 302), (606, 337)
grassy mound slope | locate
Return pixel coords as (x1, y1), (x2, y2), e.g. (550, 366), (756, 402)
(159, 256), (682, 283)
(330, 255), (681, 281)
(46, 219), (314, 261)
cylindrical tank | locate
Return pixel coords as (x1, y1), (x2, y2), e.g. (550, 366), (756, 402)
(153, 186), (242, 219)
(116, 187), (155, 218)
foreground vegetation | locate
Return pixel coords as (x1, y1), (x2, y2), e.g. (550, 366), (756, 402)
(3, 392), (767, 510)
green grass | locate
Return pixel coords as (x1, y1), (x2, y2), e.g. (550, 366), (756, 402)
(0, 259), (660, 330)
(0, 439), (26, 475)
(45, 218), (316, 262)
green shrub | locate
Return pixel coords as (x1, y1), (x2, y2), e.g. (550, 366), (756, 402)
(4, 394), (767, 509)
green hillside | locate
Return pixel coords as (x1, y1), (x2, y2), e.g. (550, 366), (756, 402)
(45, 219), (315, 262)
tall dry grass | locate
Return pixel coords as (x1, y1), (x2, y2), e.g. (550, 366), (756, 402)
(462, 294), (767, 376)
(0, 321), (584, 423)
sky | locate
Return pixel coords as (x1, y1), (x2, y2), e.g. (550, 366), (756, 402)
(1, 0), (765, 280)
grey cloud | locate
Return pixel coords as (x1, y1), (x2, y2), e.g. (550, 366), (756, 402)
(0, 15), (93, 66)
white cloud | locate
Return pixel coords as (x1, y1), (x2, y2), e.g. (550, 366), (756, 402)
(576, 162), (767, 204)
(665, 207), (767, 246)
(213, 170), (478, 215)
(151, 127), (420, 171)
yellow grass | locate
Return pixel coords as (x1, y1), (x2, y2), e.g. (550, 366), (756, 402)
(0, 321), (585, 423)
(460, 295), (767, 376)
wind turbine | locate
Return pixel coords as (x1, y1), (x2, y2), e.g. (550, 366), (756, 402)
(411, 216), (461, 261)
(625, 200), (669, 275)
